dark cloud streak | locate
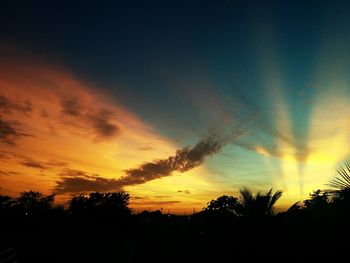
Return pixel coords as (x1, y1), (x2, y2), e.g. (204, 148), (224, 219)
(19, 157), (67, 170)
(87, 111), (119, 139)
(20, 159), (48, 169)
(54, 135), (231, 194)
(0, 170), (19, 176)
(120, 136), (223, 187)
(0, 119), (29, 145)
(60, 97), (120, 140)
(54, 169), (120, 194)
(177, 190), (191, 194)
(61, 98), (81, 116)
(0, 95), (32, 114)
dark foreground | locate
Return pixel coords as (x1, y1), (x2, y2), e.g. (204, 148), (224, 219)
(1, 212), (349, 262)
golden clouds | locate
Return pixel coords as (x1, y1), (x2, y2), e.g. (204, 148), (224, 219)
(0, 57), (181, 205)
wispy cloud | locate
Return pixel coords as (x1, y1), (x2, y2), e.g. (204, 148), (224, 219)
(14, 155), (68, 170)
(136, 145), (153, 151)
(177, 190), (191, 194)
(20, 159), (49, 169)
(60, 97), (120, 140)
(0, 170), (19, 176)
(120, 136), (223, 187)
(0, 52), (182, 203)
(54, 169), (120, 194)
(60, 98), (82, 117)
(0, 119), (30, 145)
(0, 95), (32, 115)
(54, 135), (231, 194)
(131, 200), (181, 206)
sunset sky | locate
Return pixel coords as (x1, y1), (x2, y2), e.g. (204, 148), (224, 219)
(1, 1), (350, 213)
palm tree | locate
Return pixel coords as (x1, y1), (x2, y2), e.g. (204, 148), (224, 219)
(328, 160), (350, 190)
(239, 188), (282, 218)
(327, 160), (350, 205)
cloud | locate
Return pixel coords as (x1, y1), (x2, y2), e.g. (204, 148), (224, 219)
(0, 170), (19, 176)
(61, 98), (82, 116)
(132, 196), (147, 200)
(86, 110), (119, 139)
(45, 160), (67, 167)
(54, 169), (121, 194)
(0, 53), (187, 200)
(54, 135), (228, 194)
(120, 135), (223, 187)
(40, 109), (49, 118)
(20, 159), (48, 169)
(137, 145), (153, 151)
(0, 94), (33, 146)
(16, 156), (68, 170)
(60, 97), (120, 139)
(155, 201), (180, 204)
(177, 190), (191, 194)
(131, 200), (181, 205)
(0, 95), (32, 115)
(0, 119), (29, 145)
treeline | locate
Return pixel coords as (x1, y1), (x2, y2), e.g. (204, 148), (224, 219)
(1, 185), (350, 223)
(2, 163), (350, 262)
(0, 191), (131, 217)
(1, 186), (350, 261)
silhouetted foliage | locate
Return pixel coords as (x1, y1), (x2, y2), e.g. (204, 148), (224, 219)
(204, 195), (241, 215)
(2, 181), (350, 261)
(325, 161), (350, 218)
(14, 191), (55, 216)
(238, 188), (282, 218)
(286, 201), (302, 213)
(303, 190), (329, 211)
(69, 192), (131, 217)
(69, 194), (88, 215)
(203, 188), (282, 220)
(328, 160), (350, 190)
(0, 195), (13, 215)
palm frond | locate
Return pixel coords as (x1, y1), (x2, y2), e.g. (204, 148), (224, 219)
(328, 161), (350, 191)
(269, 190), (283, 210)
(239, 187), (282, 217)
(240, 187), (253, 205)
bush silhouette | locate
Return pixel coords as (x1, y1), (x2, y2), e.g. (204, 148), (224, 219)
(69, 192), (131, 217)
(303, 190), (329, 211)
(14, 191), (55, 216)
(204, 188), (282, 219)
(204, 195), (241, 216)
(238, 188), (282, 218)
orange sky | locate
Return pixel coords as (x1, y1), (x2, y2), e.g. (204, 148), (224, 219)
(0, 58), (225, 213)
(1, 52), (350, 214)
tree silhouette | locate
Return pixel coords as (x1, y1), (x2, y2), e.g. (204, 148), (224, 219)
(303, 190), (329, 211)
(239, 188), (282, 218)
(15, 191), (55, 216)
(204, 188), (282, 218)
(204, 195), (241, 215)
(69, 192), (131, 217)
(69, 194), (89, 215)
(0, 195), (13, 215)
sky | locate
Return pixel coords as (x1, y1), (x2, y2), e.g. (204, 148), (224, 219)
(1, 0), (350, 213)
